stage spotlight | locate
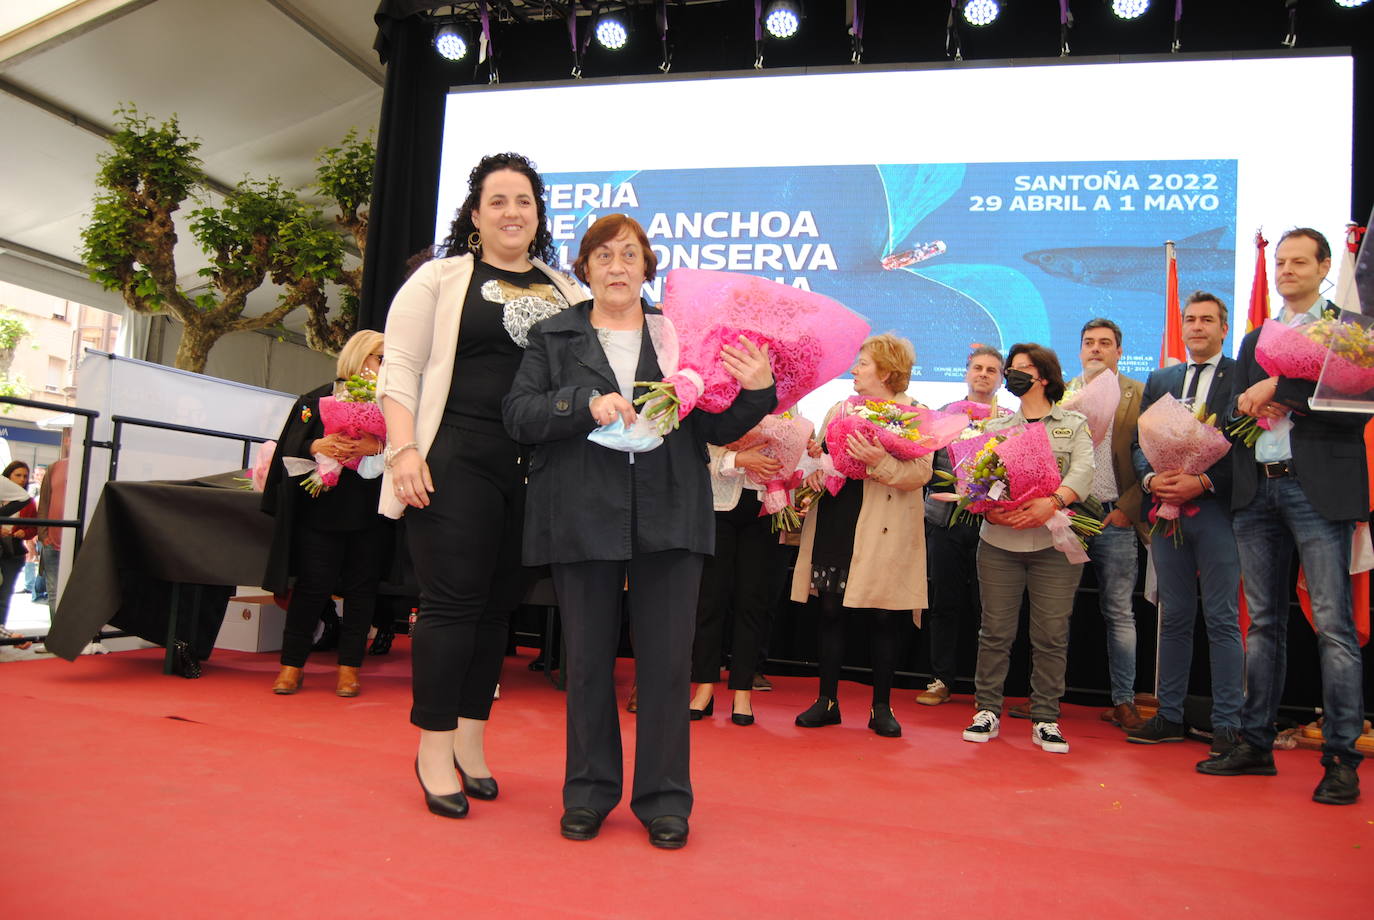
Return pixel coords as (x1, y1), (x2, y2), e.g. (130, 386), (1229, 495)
(962, 0), (1000, 27)
(433, 23), (467, 61)
(1333, 0), (1369, 7)
(596, 16), (629, 50)
(1112, 0), (1150, 18)
(764, 1), (801, 39)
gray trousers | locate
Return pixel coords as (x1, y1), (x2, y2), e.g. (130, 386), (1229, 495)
(973, 540), (1084, 721)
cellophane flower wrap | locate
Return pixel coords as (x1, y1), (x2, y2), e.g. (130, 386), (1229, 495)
(635, 269), (870, 433)
(1136, 393), (1230, 544)
(297, 370), (387, 496)
(1060, 369), (1122, 446)
(945, 422), (1100, 561)
(1255, 315), (1374, 396)
(824, 397), (967, 480)
(726, 414), (815, 531)
(250, 440), (276, 492)
(942, 399), (1006, 422)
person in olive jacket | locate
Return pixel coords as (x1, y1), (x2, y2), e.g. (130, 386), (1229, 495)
(503, 215), (776, 851)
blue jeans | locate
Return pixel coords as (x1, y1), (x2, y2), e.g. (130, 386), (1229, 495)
(1233, 476), (1365, 769)
(1152, 498), (1244, 729)
(1087, 520), (1139, 705)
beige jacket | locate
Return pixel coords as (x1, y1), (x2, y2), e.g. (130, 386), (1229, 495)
(375, 254), (586, 519)
(790, 397), (932, 612)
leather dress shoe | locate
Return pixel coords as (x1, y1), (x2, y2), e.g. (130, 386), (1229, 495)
(647, 815), (689, 850)
(868, 703), (902, 737)
(415, 758), (468, 818)
(271, 665), (303, 694)
(1008, 701), (1033, 720)
(454, 756), (498, 801)
(1195, 740), (1277, 776)
(560, 807), (604, 841)
(335, 665), (361, 697)
(689, 698), (714, 720)
(1312, 762), (1360, 805)
(1109, 702), (1146, 730)
(795, 697), (841, 727)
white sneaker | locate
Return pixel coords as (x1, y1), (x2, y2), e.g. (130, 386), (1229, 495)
(1032, 721), (1070, 753)
(962, 709), (1000, 742)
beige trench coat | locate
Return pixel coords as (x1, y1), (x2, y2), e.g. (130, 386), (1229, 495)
(790, 397), (933, 612)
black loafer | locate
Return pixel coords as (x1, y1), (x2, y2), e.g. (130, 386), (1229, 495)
(560, 807), (604, 841)
(1313, 762), (1360, 805)
(647, 815), (689, 850)
(795, 697), (841, 727)
(454, 756), (499, 801)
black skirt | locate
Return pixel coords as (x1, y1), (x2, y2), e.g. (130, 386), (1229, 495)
(809, 476), (863, 595)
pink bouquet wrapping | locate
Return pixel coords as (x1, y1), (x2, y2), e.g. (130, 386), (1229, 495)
(316, 397), (386, 472)
(824, 397), (967, 481)
(942, 399), (1008, 422)
(635, 269), (871, 433)
(1255, 316), (1374, 396)
(726, 414), (815, 516)
(1061, 369), (1121, 445)
(251, 440), (276, 492)
(1136, 394), (1231, 544)
(285, 370), (387, 496)
(939, 423), (1101, 562)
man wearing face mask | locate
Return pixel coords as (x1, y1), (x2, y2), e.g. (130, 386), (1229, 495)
(920, 346), (1011, 706)
(1009, 319), (1147, 730)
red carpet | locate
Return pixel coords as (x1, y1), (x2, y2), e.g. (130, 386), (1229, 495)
(3, 642), (1368, 918)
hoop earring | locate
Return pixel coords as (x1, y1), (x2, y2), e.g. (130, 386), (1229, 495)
(467, 231), (482, 255)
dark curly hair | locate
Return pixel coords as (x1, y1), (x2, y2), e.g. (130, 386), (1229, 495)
(437, 152), (556, 265)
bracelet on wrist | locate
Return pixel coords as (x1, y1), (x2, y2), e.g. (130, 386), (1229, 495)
(1049, 493), (1067, 510)
(384, 441), (419, 469)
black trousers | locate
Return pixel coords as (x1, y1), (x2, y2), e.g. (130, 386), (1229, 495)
(280, 521), (386, 668)
(814, 591), (906, 707)
(690, 491), (780, 689)
(924, 519), (982, 687)
(408, 424), (527, 731)
(552, 550), (703, 824)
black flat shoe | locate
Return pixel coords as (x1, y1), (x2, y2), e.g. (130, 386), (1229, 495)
(647, 815), (689, 849)
(415, 758), (468, 818)
(367, 629), (394, 656)
(868, 703), (901, 737)
(731, 711), (755, 726)
(689, 698), (714, 720)
(560, 807), (604, 841)
(454, 756), (498, 801)
(795, 696), (841, 727)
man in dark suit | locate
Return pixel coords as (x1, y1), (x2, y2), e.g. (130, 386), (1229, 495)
(1197, 228), (1366, 806)
(1127, 292), (1243, 756)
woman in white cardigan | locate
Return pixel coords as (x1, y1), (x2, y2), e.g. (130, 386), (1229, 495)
(378, 153), (585, 819)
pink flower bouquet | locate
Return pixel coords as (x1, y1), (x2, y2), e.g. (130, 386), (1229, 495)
(290, 371), (387, 497)
(824, 397), (967, 480)
(725, 414), (815, 529)
(251, 440), (276, 492)
(942, 399), (1009, 422)
(1255, 316), (1374, 396)
(942, 422), (1101, 561)
(635, 269), (870, 433)
(1061, 369), (1121, 446)
(1136, 393), (1230, 544)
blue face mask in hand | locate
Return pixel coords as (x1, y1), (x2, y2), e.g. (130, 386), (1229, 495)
(587, 416), (664, 454)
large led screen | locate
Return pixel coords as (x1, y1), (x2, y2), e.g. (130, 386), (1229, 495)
(436, 54), (1353, 404)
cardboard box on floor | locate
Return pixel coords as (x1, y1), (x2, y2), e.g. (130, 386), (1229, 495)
(216, 595), (287, 653)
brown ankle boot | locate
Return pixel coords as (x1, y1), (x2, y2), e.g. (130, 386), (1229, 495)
(336, 665), (361, 697)
(272, 666), (303, 694)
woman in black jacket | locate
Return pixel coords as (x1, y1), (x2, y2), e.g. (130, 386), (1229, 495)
(261, 330), (388, 697)
(504, 214), (775, 850)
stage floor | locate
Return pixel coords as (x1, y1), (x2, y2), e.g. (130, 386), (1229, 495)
(3, 641), (1368, 918)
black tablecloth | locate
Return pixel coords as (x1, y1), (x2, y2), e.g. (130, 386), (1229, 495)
(46, 472), (273, 661)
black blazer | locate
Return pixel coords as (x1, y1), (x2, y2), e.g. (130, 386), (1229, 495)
(1228, 326), (1369, 521)
(1132, 356), (1237, 510)
(503, 300), (776, 566)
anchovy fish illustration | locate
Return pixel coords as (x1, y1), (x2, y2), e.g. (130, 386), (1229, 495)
(881, 240), (947, 270)
(1023, 227), (1232, 293)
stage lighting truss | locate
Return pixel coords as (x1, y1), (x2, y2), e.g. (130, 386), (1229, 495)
(433, 22), (467, 61)
(596, 15), (629, 50)
(1111, 0), (1150, 19)
(962, 0), (1000, 27)
(764, 1), (801, 40)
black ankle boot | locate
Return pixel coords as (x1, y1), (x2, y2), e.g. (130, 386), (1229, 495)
(795, 696), (841, 727)
(868, 702), (901, 737)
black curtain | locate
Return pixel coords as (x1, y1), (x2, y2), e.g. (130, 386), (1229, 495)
(359, 2), (451, 332)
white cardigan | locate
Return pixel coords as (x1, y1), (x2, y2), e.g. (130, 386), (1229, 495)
(374, 253), (587, 519)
